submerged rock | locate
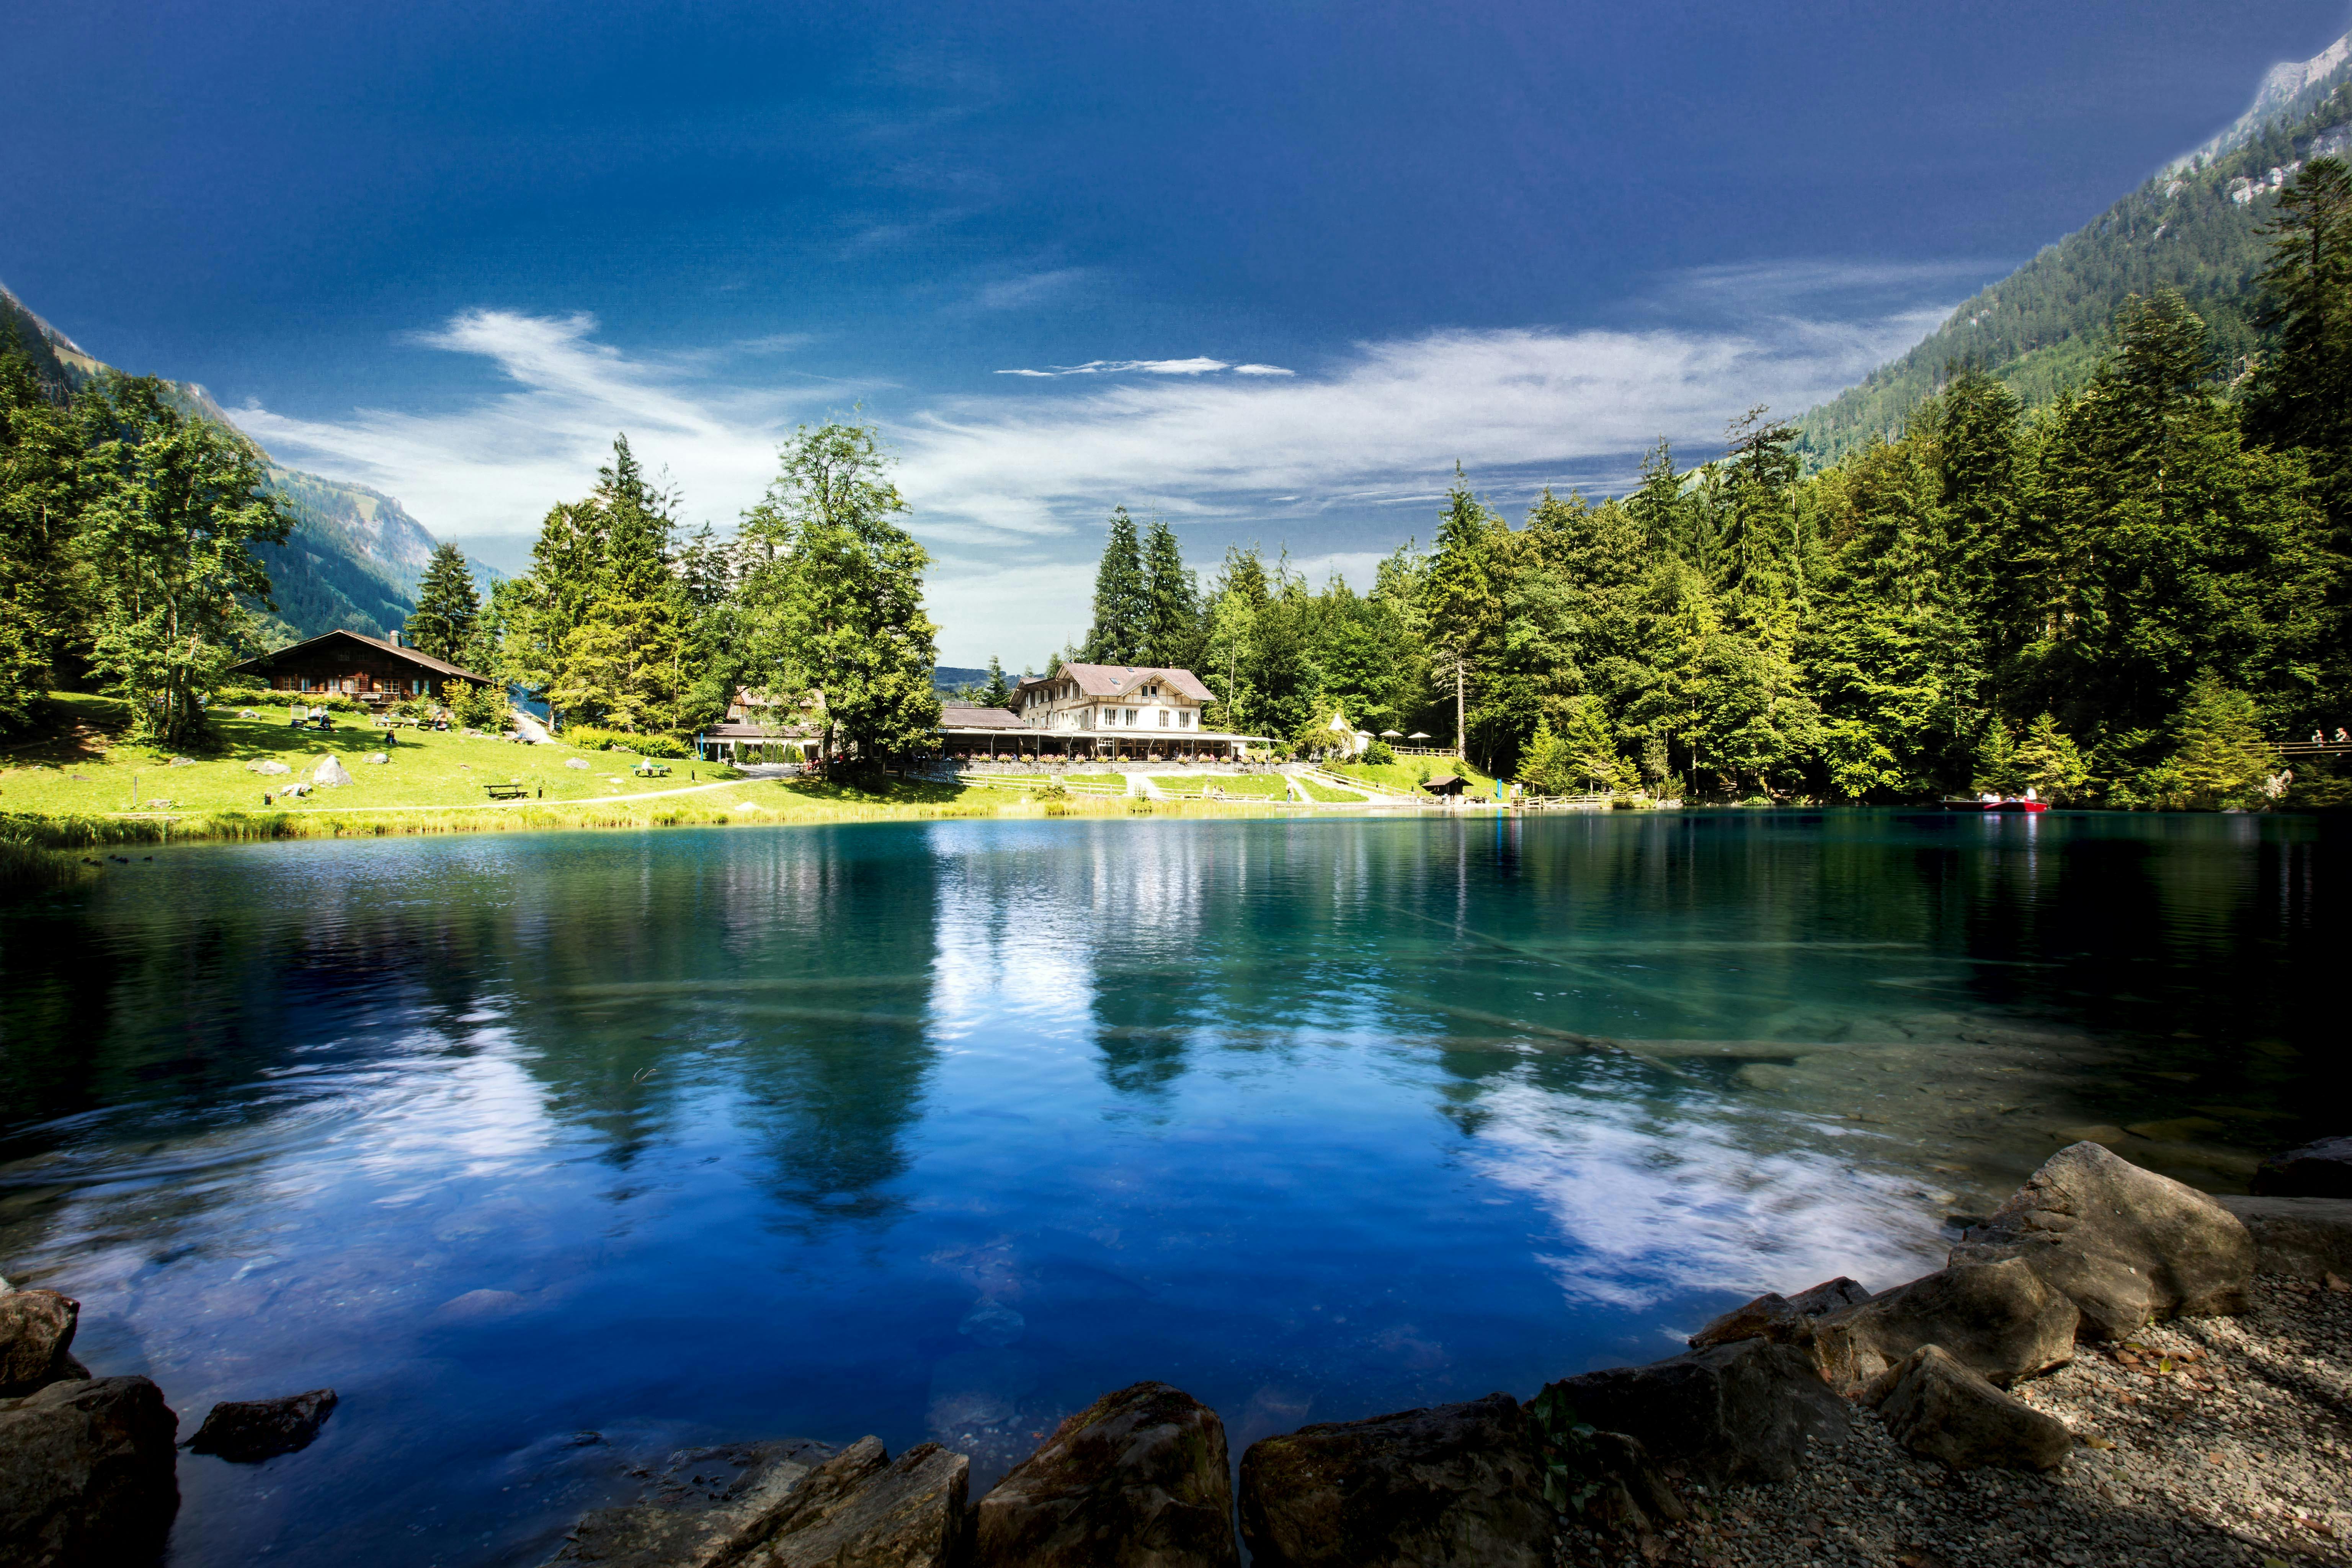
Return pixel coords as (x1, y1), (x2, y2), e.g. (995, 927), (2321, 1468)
(975, 1380), (1236, 1567)
(2213, 1194), (2352, 1282)
(1952, 1140), (2256, 1339)
(1811, 1259), (2077, 1394)
(2251, 1135), (2352, 1198)
(1539, 1339), (1850, 1488)
(0, 1292), (82, 1399)
(1872, 1344), (2074, 1472)
(0, 1376), (179, 1568)
(1237, 1393), (1552, 1568)
(544, 1439), (837, 1566)
(1689, 1276), (1872, 1350)
(184, 1388), (338, 1463)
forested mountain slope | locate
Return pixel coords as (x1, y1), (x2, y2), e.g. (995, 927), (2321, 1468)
(1800, 36), (2352, 462)
(0, 283), (433, 644)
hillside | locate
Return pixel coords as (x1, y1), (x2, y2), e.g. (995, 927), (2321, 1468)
(1799, 35), (2352, 462)
(0, 283), (433, 643)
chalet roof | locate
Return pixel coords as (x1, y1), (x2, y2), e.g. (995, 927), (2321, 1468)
(229, 627), (496, 687)
(940, 706), (1026, 730)
(1016, 664), (1214, 702)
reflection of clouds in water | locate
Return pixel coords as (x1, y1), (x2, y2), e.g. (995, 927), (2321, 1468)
(1467, 1074), (1947, 1310)
(348, 1038), (557, 1199)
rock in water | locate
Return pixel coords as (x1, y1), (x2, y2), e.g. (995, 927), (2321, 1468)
(2251, 1135), (2352, 1198)
(0, 1292), (80, 1398)
(314, 756), (354, 787)
(749, 1437), (967, 1568)
(2212, 1194), (2352, 1282)
(542, 1439), (838, 1567)
(0, 1376), (180, 1567)
(975, 1381), (1237, 1567)
(1950, 1140), (2256, 1340)
(1537, 1339), (1851, 1488)
(1810, 1259), (2077, 1395)
(1689, 1276), (1872, 1350)
(184, 1389), (338, 1462)
(1872, 1345), (2074, 1472)
(1237, 1393), (1552, 1568)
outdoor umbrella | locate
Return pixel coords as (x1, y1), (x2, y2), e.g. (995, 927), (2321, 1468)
(1379, 730), (1403, 738)
(1407, 732), (1430, 740)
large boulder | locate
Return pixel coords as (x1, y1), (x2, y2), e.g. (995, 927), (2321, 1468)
(0, 1292), (83, 1398)
(184, 1388), (337, 1463)
(746, 1437), (967, 1568)
(544, 1439), (838, 1567)
(2212, 1195), (2352, 1283)
(1950, 1141), (2255, 1340)
(1689, 1276), (1872, 1350)
(1237, 1393), (1552, 1568)
(1872, 1345), (2073, 1472)
(0, 1376), (180, 1568)
(1809, 1259), (2077, 1395)
(975, 1381), (1236, 1567)
(1537, 1338), (1850, 1488)
(2252, 1136), (2352, 1199)
(314, 755), (354, 787)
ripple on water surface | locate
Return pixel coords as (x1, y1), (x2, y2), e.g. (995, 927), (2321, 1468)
(0, 810), (2340, 1566)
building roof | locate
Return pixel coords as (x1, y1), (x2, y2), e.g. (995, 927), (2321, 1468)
(704, 720), (819, 739)
(1015, 663), (1215, 702)
(940, 706), (1027, 730)
(229, 627), (497, 687)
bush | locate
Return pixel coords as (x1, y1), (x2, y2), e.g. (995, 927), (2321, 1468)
(634, 733), (688, 759)
(1361, 740), (1396, 766)
(446, 680), (507, 731)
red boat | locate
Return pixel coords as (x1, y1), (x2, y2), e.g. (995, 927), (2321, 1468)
(1939, 796), (2050, 813)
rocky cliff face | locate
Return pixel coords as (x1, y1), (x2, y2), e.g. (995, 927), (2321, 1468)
(2167, 30), (2352, 176)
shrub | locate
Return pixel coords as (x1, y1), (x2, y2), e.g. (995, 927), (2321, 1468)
(1361, 740), (1395, 766)
(446, 680), (507, 731)
(634, 733), (688, 759)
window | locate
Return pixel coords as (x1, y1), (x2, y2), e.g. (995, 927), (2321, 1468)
(1158, 709), (1169, 727)
(1124, 709), (1136, 725)
(1180, 710), (1192, 728)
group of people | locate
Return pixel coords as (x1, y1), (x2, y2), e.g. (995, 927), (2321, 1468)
(2309, 728), (2351, 744)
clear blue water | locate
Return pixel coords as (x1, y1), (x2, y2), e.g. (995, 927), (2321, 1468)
(0, 811), (2341, 1566)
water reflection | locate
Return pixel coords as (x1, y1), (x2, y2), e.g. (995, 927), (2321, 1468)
(0, 812), (2341, 1568)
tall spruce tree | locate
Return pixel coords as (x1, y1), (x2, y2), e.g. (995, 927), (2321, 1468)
(0, 338), (86, 730)
(981, 656), (1013, 707)
(407, 543), (481, 666)
(2245, 156), (2352, 523)
(1141, 516), (1199, 670)
(1081, 506), (1150, 664)
(1424, 467), (1498, 753)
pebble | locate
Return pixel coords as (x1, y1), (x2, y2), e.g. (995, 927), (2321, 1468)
(1557, 1277), (2351, 1567)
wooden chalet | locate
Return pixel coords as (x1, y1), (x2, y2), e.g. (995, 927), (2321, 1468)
(229, 628), (497, 705)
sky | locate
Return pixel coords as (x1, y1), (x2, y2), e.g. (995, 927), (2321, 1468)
(7, 0), (2350, 666)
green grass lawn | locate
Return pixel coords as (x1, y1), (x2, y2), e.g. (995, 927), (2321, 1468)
(1330, 757), (1498, 794)
(1295, 775), (1368, 803)
(0, 693), (739, 817)
(1152, 773), (1293, 799)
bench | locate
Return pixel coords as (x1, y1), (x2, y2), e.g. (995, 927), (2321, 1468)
(632, 763), (672, 778)
(482, 781), (529, 800)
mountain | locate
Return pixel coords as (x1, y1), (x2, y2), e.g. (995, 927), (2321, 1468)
(0, 282), (435, 644)
(1799, 34), (2352, 463)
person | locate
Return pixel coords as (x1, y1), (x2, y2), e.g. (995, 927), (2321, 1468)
(2024, 786), (2036, 801)
(2336, 728), (2349, 744)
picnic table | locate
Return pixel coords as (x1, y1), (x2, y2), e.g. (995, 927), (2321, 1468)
(482, 781), (529, 800)
(632, 761), (672, 778)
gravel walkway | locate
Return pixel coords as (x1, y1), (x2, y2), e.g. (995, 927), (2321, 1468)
(1561, 1277), (2352, 1568)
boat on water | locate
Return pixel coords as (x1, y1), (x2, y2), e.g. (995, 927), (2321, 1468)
(1939, 796), (2050, 813)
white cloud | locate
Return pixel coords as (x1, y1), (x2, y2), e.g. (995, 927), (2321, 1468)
(898, 306), (1947, 541)
(973, 268), (1091, 310)
(234, 310), (805, 537)
(994, 356), (1235, 377)
(1231, 363), (1295, 376)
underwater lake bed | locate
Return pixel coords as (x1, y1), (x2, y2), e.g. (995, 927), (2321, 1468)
(0, 810), (2339, 1566)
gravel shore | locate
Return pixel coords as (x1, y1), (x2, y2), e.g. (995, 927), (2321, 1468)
(1564, 1276), (2351, 1568)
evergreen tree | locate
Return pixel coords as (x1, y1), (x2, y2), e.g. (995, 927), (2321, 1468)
(1972, 720), (2023, 796)
(0, 337), (87, 730)
(75, 375), (290, 746)
(407, 543), (480, 665)
(1424, 467), (1498, 755)
(2166, 676), (2277, 809)
(981, 655), (1012, 707)
(1141, 516), (1199, 669)
(2014, 712), (2091, 801)
(1515, 716), (1566, 794)
(1081, 506), (1150, 664)
(2244, 157), (2352, 524)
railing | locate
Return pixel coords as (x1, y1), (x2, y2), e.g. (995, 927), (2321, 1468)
(1386, 745), (1461, 757)
(2271, 740), (2352, 756)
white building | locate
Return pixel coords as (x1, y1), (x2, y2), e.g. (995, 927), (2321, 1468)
(939, 663), (1268, 761)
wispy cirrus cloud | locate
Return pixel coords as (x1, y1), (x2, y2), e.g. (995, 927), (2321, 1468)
(994, 356), (1266, 377)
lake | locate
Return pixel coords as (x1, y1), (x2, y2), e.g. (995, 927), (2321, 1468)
(0, 810), (2340, 1565)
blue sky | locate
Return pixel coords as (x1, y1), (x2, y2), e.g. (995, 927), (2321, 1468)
(8, 1), (2349, 665)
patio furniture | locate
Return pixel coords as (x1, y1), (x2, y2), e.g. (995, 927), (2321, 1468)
(482, 781), (528, 800)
